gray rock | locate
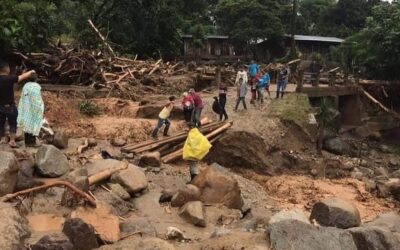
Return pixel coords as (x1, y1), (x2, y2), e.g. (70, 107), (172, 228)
(211, 227), (232, 238)
(268, 220), (357, 250)
(269, 209), (310, 225)
(107, 183), (130, 200)
(364, 179), (377, 192)
(349, 226), (400, 250)
(111, 164), (148, 194)
(85, 159), (123, 176)
(375, 167), (389, 177)
(0, 202), (30, 250)
(62, 218), (99, 250)
(98, 237), (175, 250)
(179, 201), (206, 227)
(390, 170), (400, 178)
(15, 157), (35, 191)
(35, 145), (69, 177)
(94, 189), (134, 217)
(379, 145), (392, 153)
(120, 217), (156, 238)
(111, 138), (127, 147)
(171, 184), (201, 207)
(159, 188), (177, 203)
(376, 178), (400, 199)
(0, 151), (19, 195)
(389, 159), (399, 168)
(310, 197), (361, 229)
(31, 233), (74, 250)
(192, 164), (244, 209)
(87, 138), (97, 147)
(166, 227), (185, 240)
(323, 137), (353, 156)
(138, 152), (161, 167)
(365, 212), (400, 232)
(53, 131), (69, 149)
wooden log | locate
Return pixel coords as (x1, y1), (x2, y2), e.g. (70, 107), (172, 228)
(88, 161), (128, 185)
(362, 89), (400, 119)
(3, 181), (96, 207)
(287, 59), (301, 65)
(121, 121), (224, 152)
(116, 72), (130, 84)
(88, 19), (116, 57)
(132, 123), (224, 154)
(148, 64), (160, 76)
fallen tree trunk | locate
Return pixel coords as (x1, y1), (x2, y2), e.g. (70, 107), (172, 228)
(3, 181), (96, 207)
(362, 89), (400, 119)
(88, 19), (116, 57)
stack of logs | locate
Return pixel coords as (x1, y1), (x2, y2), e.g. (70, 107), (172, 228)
(121, 121), (232, 163)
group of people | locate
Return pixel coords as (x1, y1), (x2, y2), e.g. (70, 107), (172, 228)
(0, 61), (44, 148)
(151, 88), (205, 140)
(234, 60), (290, 110)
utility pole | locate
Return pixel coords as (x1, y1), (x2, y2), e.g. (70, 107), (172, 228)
(291, 0), (297, 55)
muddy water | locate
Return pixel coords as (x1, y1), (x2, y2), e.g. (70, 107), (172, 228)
(27, 214), (65, 232)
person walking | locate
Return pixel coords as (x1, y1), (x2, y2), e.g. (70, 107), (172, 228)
(189, 89), (204, 127)
(277, 64), (288, 99)
(257, 71), (271, 103)
(218, 83), (228, 121)
(248, 60), (260, 104)
(181, 92), (194, 125)
(0, 60), (36, 148)
(17, 73), (44, 147)
(151, 96), (175, 140)
(234, 78), (248, 111)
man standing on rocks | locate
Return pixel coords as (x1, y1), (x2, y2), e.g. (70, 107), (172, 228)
(0, 60), (36, 148)
(189, 89), (204, 127)
(151, 96), (175, 140)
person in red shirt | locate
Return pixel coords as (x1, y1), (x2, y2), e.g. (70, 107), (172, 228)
(189, 88), (204, 127)
(181, 92), (194, 125)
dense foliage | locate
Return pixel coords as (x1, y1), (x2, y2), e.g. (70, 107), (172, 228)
(2, 0), (399, 79)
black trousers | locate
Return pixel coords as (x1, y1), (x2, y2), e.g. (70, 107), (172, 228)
(218, 95), (228, 121)
(0, 104), (18, 136)
(24, 133), (36, 146)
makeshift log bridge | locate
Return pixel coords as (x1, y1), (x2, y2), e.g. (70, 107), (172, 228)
(121, 122), (232, 163)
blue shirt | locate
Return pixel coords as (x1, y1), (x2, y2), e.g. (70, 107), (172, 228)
(257, 73), (270, 88)
(248, 63), (259, 77)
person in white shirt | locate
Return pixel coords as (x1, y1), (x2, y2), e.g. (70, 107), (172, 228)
(235, 66), (248, 86)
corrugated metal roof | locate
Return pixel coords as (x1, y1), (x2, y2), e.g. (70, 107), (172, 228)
(181, 34), (229, 39)
(285, 35), (344, 43)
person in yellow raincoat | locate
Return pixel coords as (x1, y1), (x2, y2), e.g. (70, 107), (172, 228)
(183, 123), (212, 181)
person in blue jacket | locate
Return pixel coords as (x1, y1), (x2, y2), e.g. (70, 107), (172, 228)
(257, 71), (271, 104)
(248, 60), (260, 104)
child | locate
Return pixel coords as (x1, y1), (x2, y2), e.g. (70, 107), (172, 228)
(234, 78), (248, 111)
(257, 71), (271, 103)
(181, 92), (194, 124)
(0, 60), (35, 147)
(151, 96), (175, 140)
(18, 73), (44, 147)
(218, 83), (228, 121)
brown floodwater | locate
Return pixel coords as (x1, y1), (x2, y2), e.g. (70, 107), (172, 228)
(27, 214), (65, 232)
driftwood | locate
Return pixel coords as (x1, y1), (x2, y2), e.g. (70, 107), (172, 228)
(88, 161), (128, 185)
(77, 138), (89, 154)
(3, 180), (96, 207)
(88, 19), (116, 57)
(362, 89), (400, 119)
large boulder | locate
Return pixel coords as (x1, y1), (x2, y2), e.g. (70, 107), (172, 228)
(376, 178), (400, 200)
(138, 152), (161, 168)
(268, 220), (357, 250)
(15, 158), (35, 191)
(349, 226), (400, 250)
(31, 233), (74, 250)
(62, 218), (99, 250)
(192, 164), (244, 209)
(207, 131), (271, 170)
(179, 201), (206, 227)
(35, 145), (69, 177)
(53, 131), (69, 149)
(0, 151), (19, 195)
(310, 197), (361, 229)
(111, 164), (148, 194)
(323, 137), (354, 156)
(171, 184), (200, 207)
(0, 202), (30, 249)
(269, 209), (310, 225)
